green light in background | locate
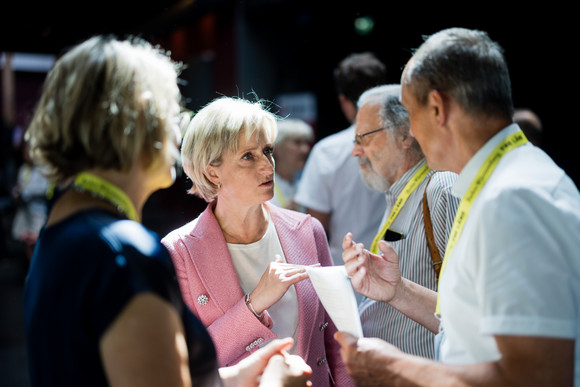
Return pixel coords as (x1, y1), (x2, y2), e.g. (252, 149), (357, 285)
(354, 16), (375, 36)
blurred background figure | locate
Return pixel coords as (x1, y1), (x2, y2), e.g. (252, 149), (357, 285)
(295, 52), (388, 268)
(10, 140), (49, 261)
(2, 52), (18, 262)
(271, 118), (314, 212)
(513, 108), (543, 147)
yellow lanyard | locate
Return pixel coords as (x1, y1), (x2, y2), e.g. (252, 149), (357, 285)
(370, 163), (430, 254)
(72, 172), (139, 222)
(435, 130), (528, 316)
(274, 182), (287, 208)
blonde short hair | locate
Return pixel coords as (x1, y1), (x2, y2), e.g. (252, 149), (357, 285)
(26, 35), (182, 184)
(181, 96), (278, 202)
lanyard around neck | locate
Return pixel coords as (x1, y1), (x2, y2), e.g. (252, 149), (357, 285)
(370, 163), (430, 254)
(72, 172), (139, 222)
(274, 182), (287, 208)
(435, 130), (528, 317)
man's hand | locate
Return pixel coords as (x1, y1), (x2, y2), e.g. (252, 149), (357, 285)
(334, 332), (575, 387)
(342, 233), (402, 303)
(334, 331), (403, 387)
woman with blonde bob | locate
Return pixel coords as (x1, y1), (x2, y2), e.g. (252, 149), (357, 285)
(24, 35), (311, 387)
(162, 96), (353, 387)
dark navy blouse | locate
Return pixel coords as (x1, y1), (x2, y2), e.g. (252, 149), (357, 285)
(24, 209), (220, 386)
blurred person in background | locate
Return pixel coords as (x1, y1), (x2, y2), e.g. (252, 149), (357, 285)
(271, 118), (314, 211)
(513, 108), (542, 147)
(295, 52), (388, 268)
(11, 139), (50, 260)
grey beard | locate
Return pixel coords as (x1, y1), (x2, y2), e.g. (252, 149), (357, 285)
(358, 157), (391, 193)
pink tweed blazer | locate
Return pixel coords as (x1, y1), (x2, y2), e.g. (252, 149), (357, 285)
(161, 201), (353, 387)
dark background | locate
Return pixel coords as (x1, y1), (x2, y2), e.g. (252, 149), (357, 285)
(0, 1), (576, 385)
(2, 1), (577, 191)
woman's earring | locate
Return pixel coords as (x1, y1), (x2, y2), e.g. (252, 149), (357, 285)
(217, 182), (221, 190)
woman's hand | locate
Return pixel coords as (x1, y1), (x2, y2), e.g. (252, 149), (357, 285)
(260, 352), (312, 387)
(220, 337), (311, 387)
(249, 255), (314, 314)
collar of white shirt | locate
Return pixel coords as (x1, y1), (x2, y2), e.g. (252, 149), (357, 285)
(452, 123), (522, 199)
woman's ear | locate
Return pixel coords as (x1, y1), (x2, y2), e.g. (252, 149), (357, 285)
(204, 165), (220, 186)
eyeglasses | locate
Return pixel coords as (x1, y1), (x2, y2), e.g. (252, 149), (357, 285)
(353, 127), (387, 146)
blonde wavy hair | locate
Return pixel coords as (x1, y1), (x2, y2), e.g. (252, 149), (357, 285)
(181, 96), (278, 202)
(26, 35), (183, 184)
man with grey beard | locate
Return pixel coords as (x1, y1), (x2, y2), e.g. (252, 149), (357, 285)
(348, 84), (459, 358)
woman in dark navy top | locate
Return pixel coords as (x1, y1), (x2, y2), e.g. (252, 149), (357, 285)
(23, 35), (311, 387)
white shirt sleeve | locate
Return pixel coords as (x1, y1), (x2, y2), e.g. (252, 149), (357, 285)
(477, 183), (580, 339)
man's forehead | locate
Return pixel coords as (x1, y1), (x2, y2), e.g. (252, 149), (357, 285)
(357, 104), (381, 122)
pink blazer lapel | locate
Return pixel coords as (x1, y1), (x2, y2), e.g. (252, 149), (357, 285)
(267, 203), (323, 358)
(186, 203), (244, 313)
(267, 203), (319, 266)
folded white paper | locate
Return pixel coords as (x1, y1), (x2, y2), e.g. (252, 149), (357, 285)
(305, 265), (363, 337)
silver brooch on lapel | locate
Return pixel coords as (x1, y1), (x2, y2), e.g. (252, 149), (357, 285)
(197, 294), (209, 305)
